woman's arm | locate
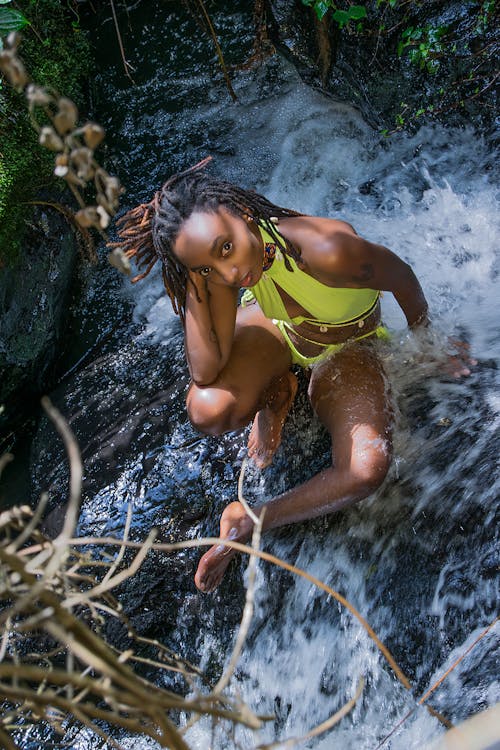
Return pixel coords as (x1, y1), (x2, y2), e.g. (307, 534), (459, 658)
(306, 230), (429, 328)
(303, 225), (476, 377)
(184, 273), (238, 385)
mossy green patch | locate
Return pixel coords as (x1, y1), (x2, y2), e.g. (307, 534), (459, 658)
(0, 0), (92, 266)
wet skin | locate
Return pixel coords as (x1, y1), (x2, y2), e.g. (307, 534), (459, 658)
(172, 207), (429, 592)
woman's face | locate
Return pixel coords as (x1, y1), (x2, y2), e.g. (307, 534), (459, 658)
(172, 207), (264, 288)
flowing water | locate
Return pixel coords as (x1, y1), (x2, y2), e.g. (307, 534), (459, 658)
(19, 3), (500, 748)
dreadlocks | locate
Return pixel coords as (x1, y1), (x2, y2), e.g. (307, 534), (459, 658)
(108, 156), (302, 322)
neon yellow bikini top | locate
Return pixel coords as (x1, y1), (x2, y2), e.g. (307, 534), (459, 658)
(241, 225), (379, 327)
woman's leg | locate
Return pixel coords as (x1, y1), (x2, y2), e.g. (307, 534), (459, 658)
(186, 302), (296, 465)
(194, 341), (392, 592)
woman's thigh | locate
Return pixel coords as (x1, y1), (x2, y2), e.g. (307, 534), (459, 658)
(221, 302), (292, 389)
(186, 303), (292, 430)
(308, 342), (393, 476)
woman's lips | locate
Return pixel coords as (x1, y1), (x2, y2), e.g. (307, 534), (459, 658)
(240, 271), (253, 287)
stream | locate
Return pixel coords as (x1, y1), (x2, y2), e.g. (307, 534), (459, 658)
(17, 2), (499, 748)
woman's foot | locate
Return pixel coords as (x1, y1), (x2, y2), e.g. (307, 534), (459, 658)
(194, 502), (254, 592)
(247, 371), (298, 469)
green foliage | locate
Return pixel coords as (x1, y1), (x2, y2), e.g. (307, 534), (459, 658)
(296, 0), (496, 134)
(301, 0), (367, 27)
(397, 24), (448, 73)
(333, 5), (367, 28)
(0, 0), (29, 50)
(476, 0), (495, 31)
(0, 0), (92, 265)
(302, 0), (331, 20)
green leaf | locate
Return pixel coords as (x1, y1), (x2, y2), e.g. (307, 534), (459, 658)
(348, 5), (367, 20)
(301, 0), (332, 19)
(0, 7), (29, 36)
(314, 0), (331, 19)
(0, 1), (14, 5)
(333, 9), (350, 27)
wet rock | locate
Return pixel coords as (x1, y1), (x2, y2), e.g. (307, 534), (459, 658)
(0, 203), (78, 441)
(265, 0), (498, 131)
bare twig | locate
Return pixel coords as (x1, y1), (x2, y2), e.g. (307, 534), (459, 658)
(70, 534), (415, 694)
(99, 499), (133, 586)
(237, 456), (259, 525)
(30, 398), (81, 593)
(257, 677), (365, 749)
(0, 726), (19, 750)
(374, 616), (499, 749)
(6, 492), (49, 553)
(195, 0), (237, 101)
(213, 461), (264, 696)
(64, 529), (157, 604)
(109, 0), (136, 84)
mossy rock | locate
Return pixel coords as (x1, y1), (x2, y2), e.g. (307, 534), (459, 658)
(0, 0), (92, 436)
(0, 202), (77, 436)
(0, 0), (92, 266)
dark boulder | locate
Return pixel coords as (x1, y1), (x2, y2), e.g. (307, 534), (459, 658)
(0, 203), (78, 442)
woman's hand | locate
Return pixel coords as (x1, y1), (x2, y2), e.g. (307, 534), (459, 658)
(444, 338), (478, 378)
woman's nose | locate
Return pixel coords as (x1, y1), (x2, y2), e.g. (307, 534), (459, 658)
(219, 265), (239, 285)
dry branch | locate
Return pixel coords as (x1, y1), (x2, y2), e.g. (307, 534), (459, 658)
(4, 402), (488, 748)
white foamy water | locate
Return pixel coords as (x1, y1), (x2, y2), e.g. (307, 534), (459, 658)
(116, 59), (498, 749)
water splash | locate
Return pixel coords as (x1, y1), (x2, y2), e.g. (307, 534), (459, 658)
(25, 4), (499, 748)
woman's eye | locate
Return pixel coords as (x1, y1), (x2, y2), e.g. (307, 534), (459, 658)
(199, 267), (211, 277)
(221, 241), (232, 257)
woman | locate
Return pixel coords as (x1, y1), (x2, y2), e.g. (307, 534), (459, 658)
(112, 157), (430, 593)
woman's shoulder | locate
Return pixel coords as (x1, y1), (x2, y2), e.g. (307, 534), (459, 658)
(279, 215), (358, 252)
(278, 215), (360, 274)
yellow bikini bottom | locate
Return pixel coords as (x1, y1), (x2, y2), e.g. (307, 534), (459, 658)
(274, 320), (390, 368)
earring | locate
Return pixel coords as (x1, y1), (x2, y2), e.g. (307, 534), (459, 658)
(270, 216), (279, 225)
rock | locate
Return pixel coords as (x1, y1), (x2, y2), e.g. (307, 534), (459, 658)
(265, 0), (498, 132)
(0, 202), (78, 441)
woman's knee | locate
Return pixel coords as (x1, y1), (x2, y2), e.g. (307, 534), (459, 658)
(350, 435), (392, 496)
(186, 384), (251, 435)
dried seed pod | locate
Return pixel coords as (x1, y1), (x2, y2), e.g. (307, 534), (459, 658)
(108, 248), (131, 275)
(0, 50), (13, 72)
(96, 205), (110, 229)
(53, 97), (78, 135)
(75, 207), (100, 229)
(61, 167), (86, 187)
(54, 153), (69, 177)
(39, 126), (64, 152)
(26, 84), (52, 107)
(70, 147), (94, 180)
(104, 175), (124, 207)
(0, 51), (28, 90)
(6, 32), (21, 51)
(82, 122), (105, 149)
(96, 193), (114, 215)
